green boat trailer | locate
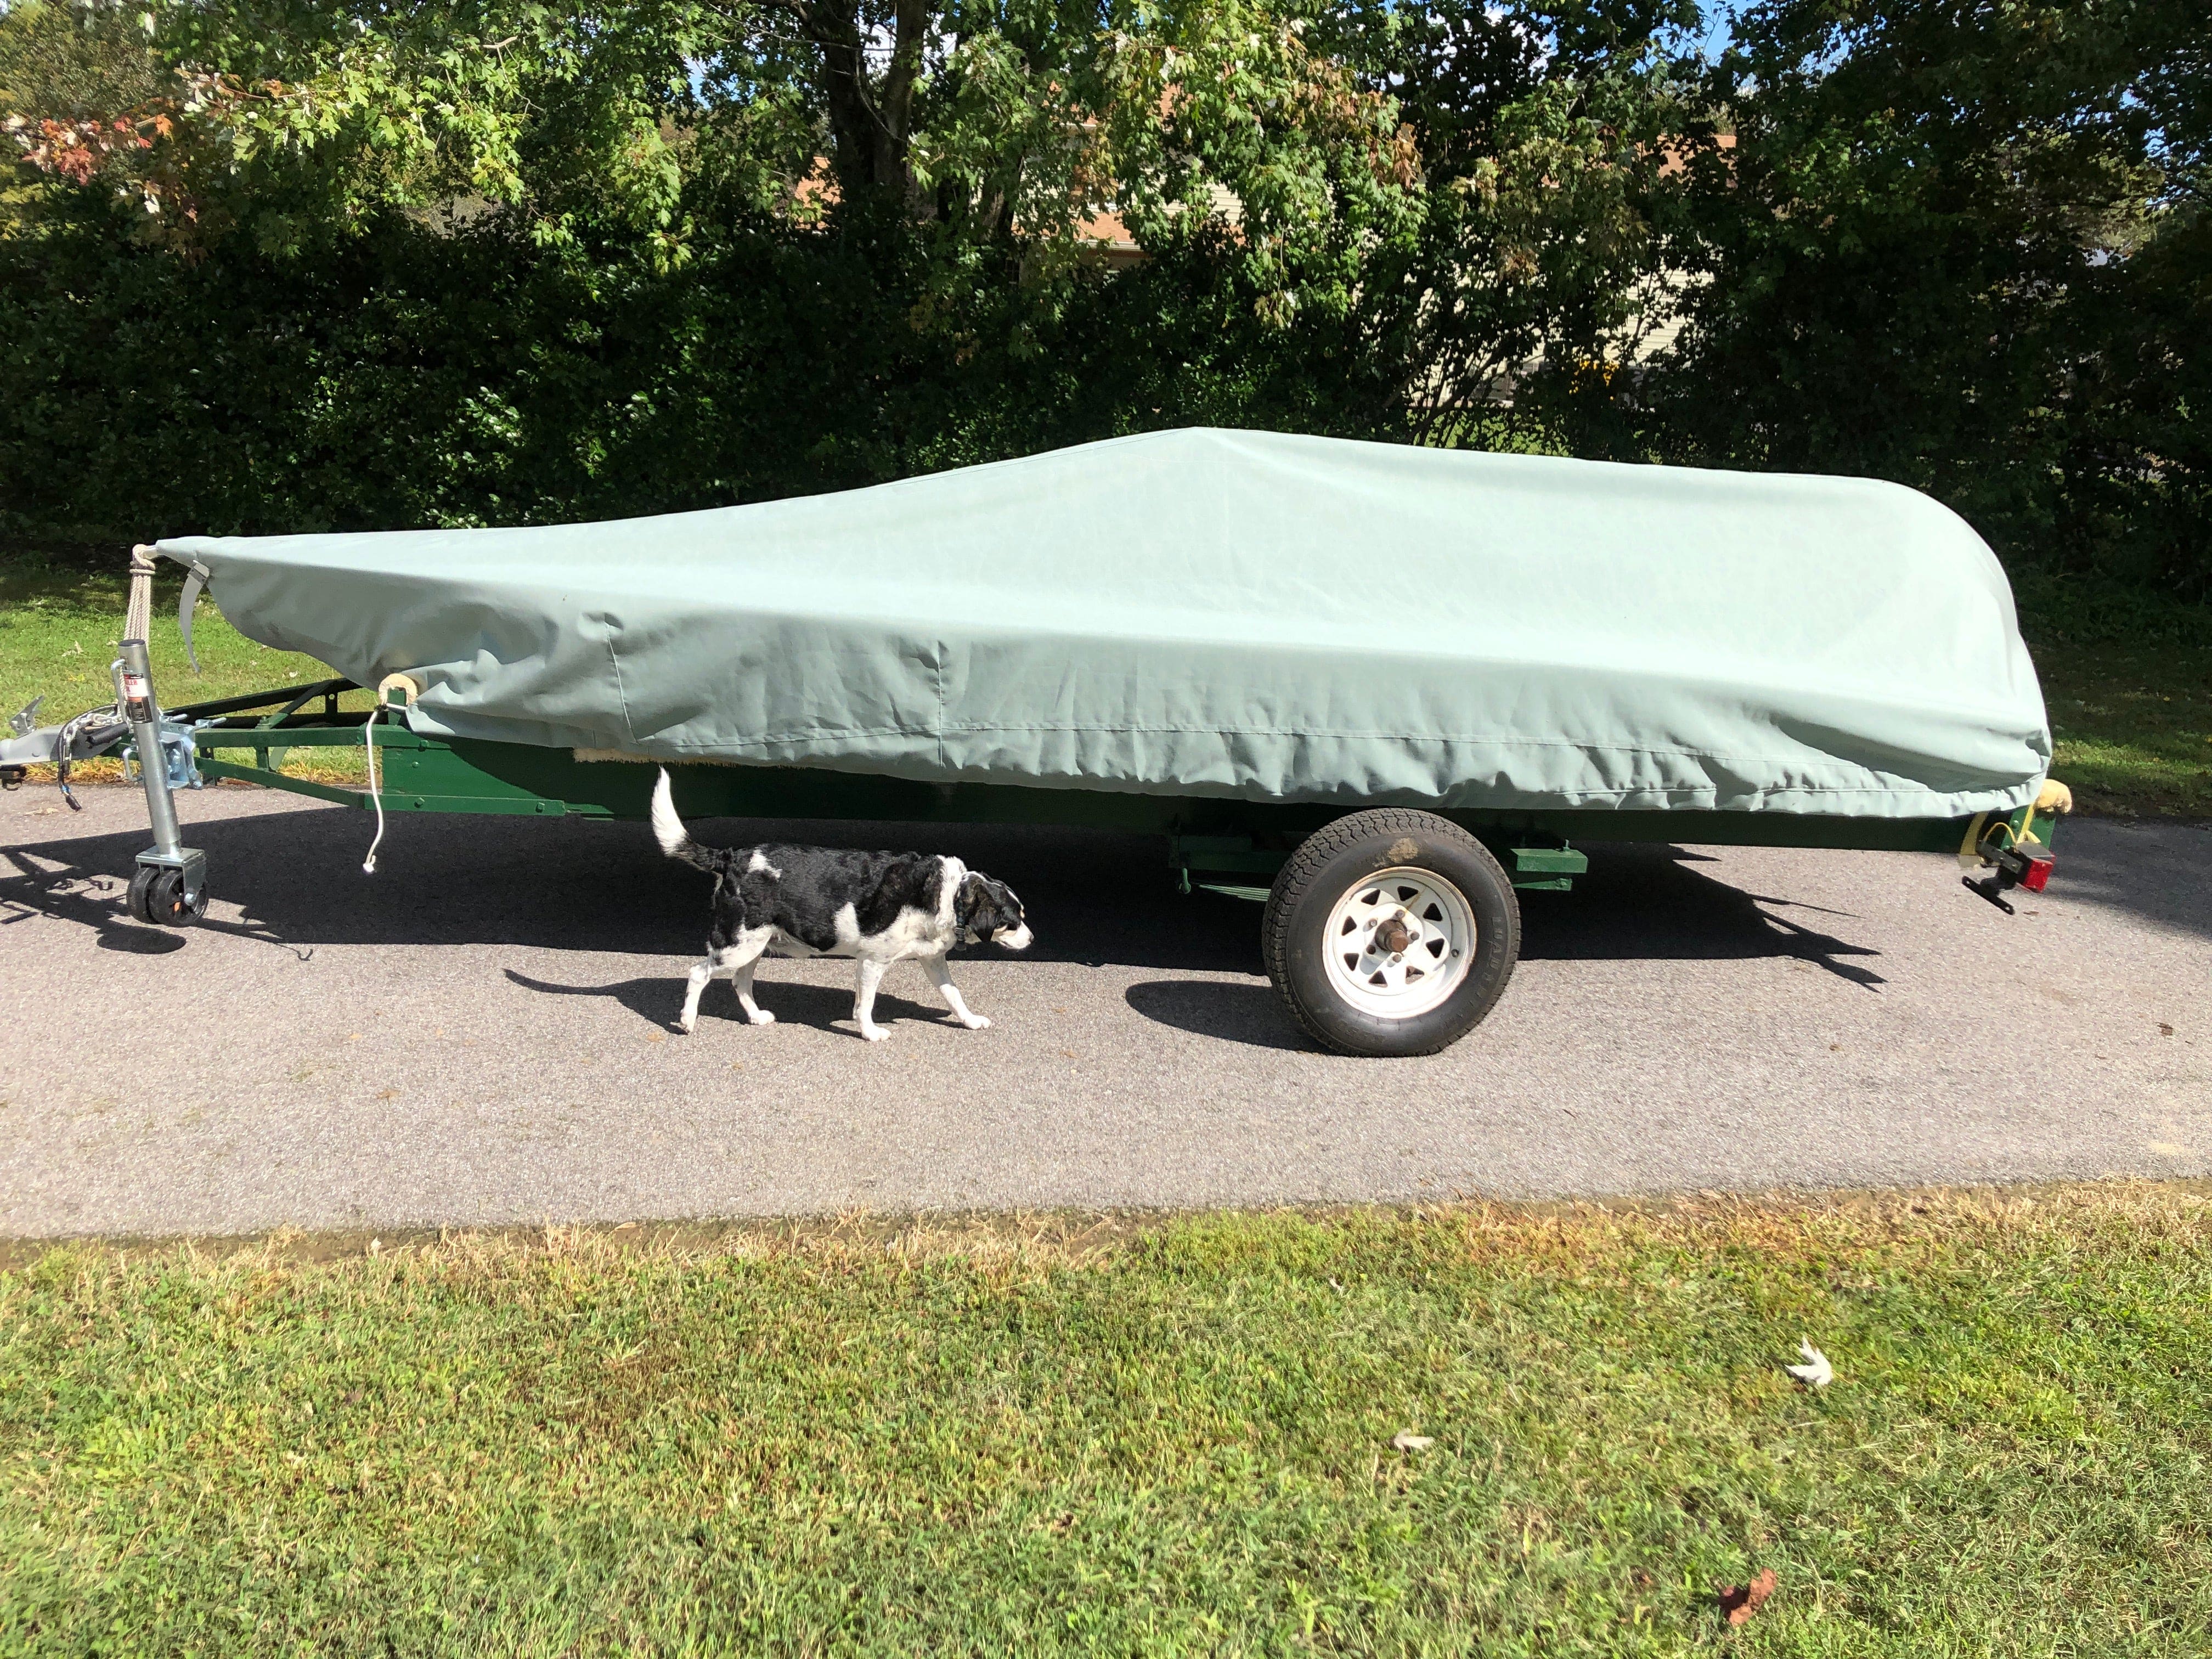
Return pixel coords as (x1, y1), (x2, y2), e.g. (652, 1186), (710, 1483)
(104, 671), (2057, 1057)
(5, 600), (2063, 1056)
(175, 675), (2056, 877)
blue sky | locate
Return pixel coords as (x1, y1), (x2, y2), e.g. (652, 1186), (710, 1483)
(1675, 3), (1739, 61)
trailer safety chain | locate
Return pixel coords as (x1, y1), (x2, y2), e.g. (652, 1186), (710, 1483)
(54, 712), (93, 810)
(52, 703), (116, 812)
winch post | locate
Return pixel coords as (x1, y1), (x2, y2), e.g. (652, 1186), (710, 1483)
(119, 546), (207, 924)
(117, 637), (183, 852)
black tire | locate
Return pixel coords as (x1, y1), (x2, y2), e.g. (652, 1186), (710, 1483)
(129, 865), (205, 927)
(1262, 809), (1519, 1057)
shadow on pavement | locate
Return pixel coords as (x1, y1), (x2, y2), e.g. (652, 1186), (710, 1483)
(1519, 842), (1887, 988)
(503, 967), (943, 1037)
(2045, 817), (2212, 942)
(8, 804), (1901, 990)
(0, 855), (187, 955)
(3, 811), (1256, 969)
(1122, 979), (1306, 1051)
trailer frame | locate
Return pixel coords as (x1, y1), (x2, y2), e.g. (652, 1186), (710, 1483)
(171, 678), (2062, 891)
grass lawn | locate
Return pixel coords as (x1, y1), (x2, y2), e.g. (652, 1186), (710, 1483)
(3, 550), (2204, 814)
(1, 1188), (2207, 1655)
(2013, 568), (2212, 818)
(2035, 641), (2211, 817)
(0, 553), (373, 786)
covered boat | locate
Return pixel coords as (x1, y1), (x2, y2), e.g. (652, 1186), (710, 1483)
(157, 426), (2051, 820)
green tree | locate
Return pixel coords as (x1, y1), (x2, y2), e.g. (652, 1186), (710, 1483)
(1369, 0), (1696, 448)
(2, 0), (172, 233)
(0, 0), (1445, 535)
(25, 0), (2199, 606)
(1648, 0), (2209, 595)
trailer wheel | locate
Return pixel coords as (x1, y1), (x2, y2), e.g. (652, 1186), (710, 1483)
(1262, 809), (1518, 1057)
(128, 865), (206, 927)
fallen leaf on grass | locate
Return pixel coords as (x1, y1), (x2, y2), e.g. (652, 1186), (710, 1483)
(1390, 1432), (1434, 1452)
(1785, 1339), (1833, 1389)
(1718, 1568), (1777, 1626)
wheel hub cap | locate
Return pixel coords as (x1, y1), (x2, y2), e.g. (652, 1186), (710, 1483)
(1322, 867), (1477, 1022)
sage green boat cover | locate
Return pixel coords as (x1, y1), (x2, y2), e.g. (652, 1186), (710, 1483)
(159, 427), (2050, 817)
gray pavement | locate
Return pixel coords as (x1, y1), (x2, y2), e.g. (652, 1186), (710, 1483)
(2, 783), (2207, 1238)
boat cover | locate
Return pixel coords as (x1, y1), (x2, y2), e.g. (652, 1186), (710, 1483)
(159, 427), (2051, 817)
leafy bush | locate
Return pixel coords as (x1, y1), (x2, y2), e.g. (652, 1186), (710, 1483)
(1633, 0), (2210, 600)
(2, 0), (2203, 605)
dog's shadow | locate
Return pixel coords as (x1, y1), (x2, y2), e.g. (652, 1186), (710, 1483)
(504, 968), (941, 1037)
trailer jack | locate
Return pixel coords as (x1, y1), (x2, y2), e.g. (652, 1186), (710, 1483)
(112, 633), (206, 923)
(118, 548), (209, 927)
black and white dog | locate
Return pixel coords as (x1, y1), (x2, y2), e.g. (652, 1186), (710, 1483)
(651, 769), (1031, 1041)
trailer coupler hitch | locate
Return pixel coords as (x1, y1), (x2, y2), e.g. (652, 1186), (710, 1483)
(1962, 840), (2053, 915)
(1958, 785), (2067, 916)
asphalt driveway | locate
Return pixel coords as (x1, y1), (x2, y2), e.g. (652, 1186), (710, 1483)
(2, 783), (2205, 1238)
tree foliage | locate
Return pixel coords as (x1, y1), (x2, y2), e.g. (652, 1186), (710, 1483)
(0, 0), (2203, 597)
(1641, 0), (2209, 594)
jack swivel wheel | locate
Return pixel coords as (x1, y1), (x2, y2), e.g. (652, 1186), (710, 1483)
(129, 860), (208, 926)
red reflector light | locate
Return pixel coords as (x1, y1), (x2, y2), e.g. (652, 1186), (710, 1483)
(2020, 855), (2053, 893)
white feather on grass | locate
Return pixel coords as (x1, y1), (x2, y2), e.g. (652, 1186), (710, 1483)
(1785, 1339), (1833, 1389)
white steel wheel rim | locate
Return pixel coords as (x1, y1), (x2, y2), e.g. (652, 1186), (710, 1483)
(1321, 866), (1477, 1021)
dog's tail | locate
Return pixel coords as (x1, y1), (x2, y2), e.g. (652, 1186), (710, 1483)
(651, 768), (713, 870)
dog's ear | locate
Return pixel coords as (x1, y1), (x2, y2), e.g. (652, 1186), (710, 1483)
(956, 872), (994, 930)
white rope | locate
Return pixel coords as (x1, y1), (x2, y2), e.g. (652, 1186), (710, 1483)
(125, 545), (156, 643)
(361, 674), (420, 875)
(362, 701), (386, 874)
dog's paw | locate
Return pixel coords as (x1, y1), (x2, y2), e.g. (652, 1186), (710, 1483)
(676, 1018), (696, 1036)
(957, 1013), (992, 1031)
(744, 1008), (776, 1026)
(859, 1024), (890, 1043)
